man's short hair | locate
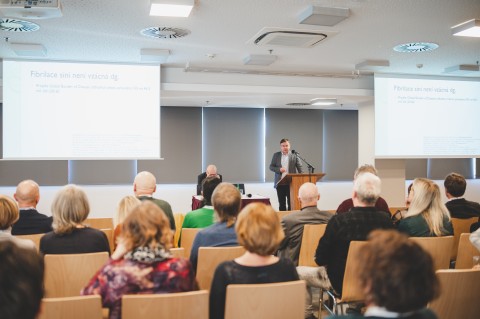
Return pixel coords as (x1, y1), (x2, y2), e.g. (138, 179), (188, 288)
(354, 164), (378, 179)
(353, 172), (381, 205)
(298, 182), (319, 203)
(0, 241), (44, 319)
(357, 230), (439, 313)
(134, 171), (156, 193)
(235, 203), (284, 256)
(444, 172), (467, 197)
(212, 183), (241, 227)
(280, 138), (289, 144)
(202, 176), (222, 205)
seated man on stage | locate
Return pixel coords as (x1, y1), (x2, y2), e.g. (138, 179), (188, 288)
(197, 164), (222, 195)
(269, 138), (304, 211)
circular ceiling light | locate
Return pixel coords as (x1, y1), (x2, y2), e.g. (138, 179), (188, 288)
(0, 18), (39, 32)
(393, 42), (439, 53)
(140, 27), (190, 39)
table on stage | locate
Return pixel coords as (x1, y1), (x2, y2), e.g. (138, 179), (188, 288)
(191, 194), (271, 210)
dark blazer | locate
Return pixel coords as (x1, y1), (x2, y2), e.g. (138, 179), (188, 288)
(269, 151), (304, 188)
(196, 172), (223, 195)
(446, 198), (480, 219)
(11, 209), (53, 235)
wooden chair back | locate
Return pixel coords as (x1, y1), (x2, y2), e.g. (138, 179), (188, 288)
(224, 280), (305, 319)
(84, 217), (114, 230)
(409, 236), (454, 270)
(100, 228), (114, 254)
(340, 241), (367, 302)
(180, 228), (201, 259)
(173, 213), (185, 248)
(276, 210), (294, 220)
(38, 295), (103, 319)
(44, 252), (109, 297)
(389, 207), (407, 216)
(451, 217), (477, 260)
(170, 247), (185, 258)
(455, 233), (480, 269)
(15, 233), (44, 252)
(428, 269), (480, 319)
(122, 290), (209, 319)
(196, 246), (246, 290)
(298, 224), (327, 267)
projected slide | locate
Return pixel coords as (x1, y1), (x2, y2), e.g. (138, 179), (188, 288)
(375, 74), (480, 158)
(3, 60), (160, 159)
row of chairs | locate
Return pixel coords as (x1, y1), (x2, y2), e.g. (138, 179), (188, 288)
(38, 280), (307, 319)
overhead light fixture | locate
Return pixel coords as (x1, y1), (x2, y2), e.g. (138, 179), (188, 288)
(452, 19), (480, 37)
(243, 54), (277, 66)
(355, 59), (390, 71)
(9, 42), (46, 57)
(298, 5), (350, 26)
(310, 98), (337, 106)
(444, 64), (480, 74)
(140, 48), (170, 63)
(149, 0), (194, 17)
(393, 42), (439, 53)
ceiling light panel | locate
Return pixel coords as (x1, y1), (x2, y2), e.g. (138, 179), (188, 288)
(452, 19), (480, 37)
(150, 0), (194, 17)
(243, 54), (277, 66)
(298, 5), (350, 26)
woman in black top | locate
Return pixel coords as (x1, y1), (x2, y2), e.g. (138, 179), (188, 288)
(209, 203), (299, 319)
(40, 184), (110, 255)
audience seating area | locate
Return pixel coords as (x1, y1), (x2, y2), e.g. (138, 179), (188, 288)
(38, 295), (103, 319)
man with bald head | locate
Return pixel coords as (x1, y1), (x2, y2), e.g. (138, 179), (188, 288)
(12, 180), (53, 235)
(133, 171), (175, 231)
(277, 182), (332, 266)
(197, 164), (222, 195)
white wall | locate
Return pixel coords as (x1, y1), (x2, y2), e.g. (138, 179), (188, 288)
(3, 179), (480, 219)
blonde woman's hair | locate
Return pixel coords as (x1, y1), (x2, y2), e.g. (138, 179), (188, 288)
(235, 203), (284, 256)
(406, 178), (451, 236)
(121, 201), (173, 251)
(51, 185), (90, 234)
(115, 196), (141, 227)
(0, 195), (19, 230)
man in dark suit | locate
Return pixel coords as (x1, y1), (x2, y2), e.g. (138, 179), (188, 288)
(444, 172), (480, 219)
(269, 138), (304, 211)
(11, 180), (53, 235)
(197, 164), (222, 195)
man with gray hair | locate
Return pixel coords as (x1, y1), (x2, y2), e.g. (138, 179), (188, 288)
(133, 171), (175, 231)
(299, 173), (394, 318)
(12, 180), (52, 235)
(277, 182), (332, 266)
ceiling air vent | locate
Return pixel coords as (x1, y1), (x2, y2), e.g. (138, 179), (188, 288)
(249, 27), (338, 48)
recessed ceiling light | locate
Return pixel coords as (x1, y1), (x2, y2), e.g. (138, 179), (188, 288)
(149, 0), (194, 17)
(0, 18), (39, 32)
(310, 98), (337, 106)
(393, 42), (439, 53)
(452, 19), (480, 37)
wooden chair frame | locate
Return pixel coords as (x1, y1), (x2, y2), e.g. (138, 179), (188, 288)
(298, 224), (327, 267)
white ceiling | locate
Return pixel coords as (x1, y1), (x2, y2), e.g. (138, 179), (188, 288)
(0, 0), (479, 108)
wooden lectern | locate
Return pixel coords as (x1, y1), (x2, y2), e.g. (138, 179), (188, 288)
(277, 173), (325, 210)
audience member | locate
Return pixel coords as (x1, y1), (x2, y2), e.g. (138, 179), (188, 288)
(11, 179), (53, 235)
(0, 194), (36, 250)
(190, 182), (241, 271)
(209, 203), (299, 319)
(336, 164), (390, 215)
(444, 172), (480, 218)
(330, 230), (439, 319)
(269, 138), (304, 211)
(469, 227), (480, 252)
(197, 164), (222, 195)
(82, 201), (197, 319)
(298, 173), (394, 318)
(133, 171), (176, 231)
(398, 178), (453, 237)
(182, 176), (222, 229)
(0, 241), (44, 319)
(39, 184), (110, 254)
(277, 182), (332, 266)
(113, 195), (141, 249)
